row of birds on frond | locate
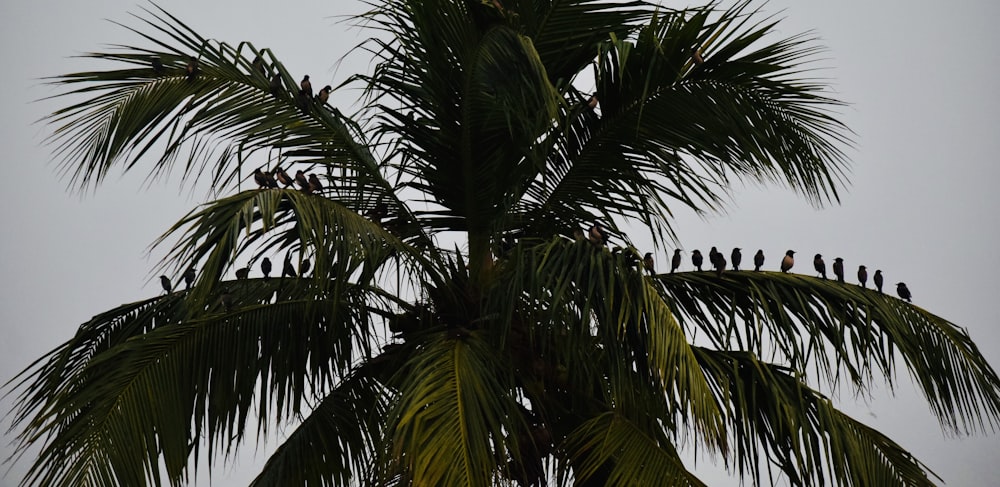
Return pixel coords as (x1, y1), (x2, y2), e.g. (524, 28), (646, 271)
(253, 165), (324, 193)
(580, 224), (913, 303)
(158, 255), (314, 294)
(149, 55), (332, 110)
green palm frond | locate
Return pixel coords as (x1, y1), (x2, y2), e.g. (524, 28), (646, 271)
(695, 348), (939, 487)
(657, 270), (1000, 435)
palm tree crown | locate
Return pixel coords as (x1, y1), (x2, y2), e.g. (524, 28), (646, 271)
(7, 1), (999, 486)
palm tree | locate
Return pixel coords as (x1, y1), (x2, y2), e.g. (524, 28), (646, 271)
(7, 1), (999, 485)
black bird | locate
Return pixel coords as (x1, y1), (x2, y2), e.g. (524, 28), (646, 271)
(670, 249), (682, 273)
(251, 55), (266, 77)
(692, 250), (704, 271)
(160, 275), (172, 294)
(254, 168), (276, 188)
(317, 85), (332, 104)
(274, 166), (293, 187)
(643, 252), (655, 275)
(858, 265), (868, 288)
(832, 257), (845, 283)
(709, 247), (721, 268)
(753, 249), (764, 271)
(299, 258), (311, 277)
(896, 282), (912, 302)
(282, 256), (297, 278)
(873, 270), (884, 293)
(299, 75), (313, 98)
(261, 257), (272, 280)
(731, 248), (742, 271)
(813, 254), (827, 279)
(294, 170), (310, 191)
(185, 56), (199, 81)
(151, 57), (164, 74)
(183, 267), (195, 289)
(714, 255), (727, 278)
(308, 174), (324, 193)
(269, 73), (282, 95)
(780, 250), (795, 273)
(588, 224), (608, 247)
(235, 267), (250, 280)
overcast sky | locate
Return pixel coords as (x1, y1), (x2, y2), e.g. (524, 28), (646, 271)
(2, 1), (999, 486)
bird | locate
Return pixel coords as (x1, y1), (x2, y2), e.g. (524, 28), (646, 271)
(813, 254), (827, 279)
(251, 55), (266, 77)
(294, 170), (309, 191)
(235, 267), (250, 280)
(858, 265), (868, 288)
(317, 85), (332, 104)
(832, 257), (845, 283)
(780, 250), (795, 273)
(692, 47), (704, 65)
(183, 268), (195, 289)
(367, 201), (389, 223)
(160, 275), (172, 294)
(274, 166), (293, 187)
(643, 252), (655, 275)
(299, 258), (311, 277)
(709, 247), (721, 268)
(282, 256), (297, 278)
(299, 75), (313, 98)
(269, 73), (282, 95)
(254, 168), (276, 189)
(670, 249), (682, 273)
(586, 93), (598, 110)
(730, 248), (742, 271)
(873, 270), (884, 293)
(185, 56), (199, 81)
(714, 254), (726, 278)
(753, 249), (764, 271)
(308, 174), (324, 193)
(692, 250), (704, 271)
(151, 57), (164, 74)
(588, 224), (608, 247)
(896, 282), (912, 302)
(261, 257), (272, 280)
(572, 228), (585, 241)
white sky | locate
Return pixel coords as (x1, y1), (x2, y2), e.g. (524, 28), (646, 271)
(1, 1), (999, 485)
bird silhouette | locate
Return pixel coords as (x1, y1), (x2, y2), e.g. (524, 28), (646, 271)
(308, 174), (324, 193)
(251, 56), (266, 78)
(185, 57), (199, 81)
(261, 257), (272, 280)
(317, 85), (332, 104)
(274, 166), (293, 187)
(709, 247), (721, 269)
(753, 249), (764, 271)
(873, 270), (884, 293)
(780, 250), (795, 273)
(857, 266), (868, 288)
(295, 170), (309, 191)
(714, 255), (727, 278)
(299, 258), (311, 277)
(643, 252), (655, 275)
(813, 254), (827, 279)
(160, 275), (172, 294)
(282, 256), (297, 278)
(254, 168), (276, 189)
(670, 249), (682, 273)
(235, 267), (250, 280)
(896, 282), (912, 302)
(183, 268), (195, 289)
(299, 75), (313, 98)
(691, 250), (704, 271)
(588, 224), (608, 247)
(832, 257), (845, 283)
(731, 248), (742, 271)
(151, 57), (164, 74)
(269, 73), (282, 95)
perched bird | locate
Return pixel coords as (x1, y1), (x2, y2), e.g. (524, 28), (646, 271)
(753, 249), (765, 271)
(813, 254), (827, 279)
(274, 166), (293, 187)
(160, 275), (172, 294)
(858, 265), (868, 289)
(235, 267), (250, 280)
(873, 270), (884, 293)
(709, 247), (721, 268)
(151, 57), (164, 74)
(692, 47), (704, 65)
(282, 256), (297, 278)
(643, 252), (655, 275)
(251, 55), (266, 77)
(730, 248), (742, 271)
(572, 228), (585, 241)
(714, 255), (726, 278)
(308, 174), (324, 193)
(299, 75), (313, 98)
(299, 258), (311, 277)
(183, 267), (195, 289)
(832, 257), (845, 283)
(670, 249), (682, 273)
(254, 168), (277, 188)
(269, 73), (282, 95)
(185, 56), (199, 81)
(586, 93), (598, 110)
(261, 257), (272, 280)
(896, 282), (912, 302)
(588, 224), (608, 247)
(295, 170), (309, 191)
(692, 250), (704, 272)
(317, 85), (332, 104)
(780, 250), (795, 273)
